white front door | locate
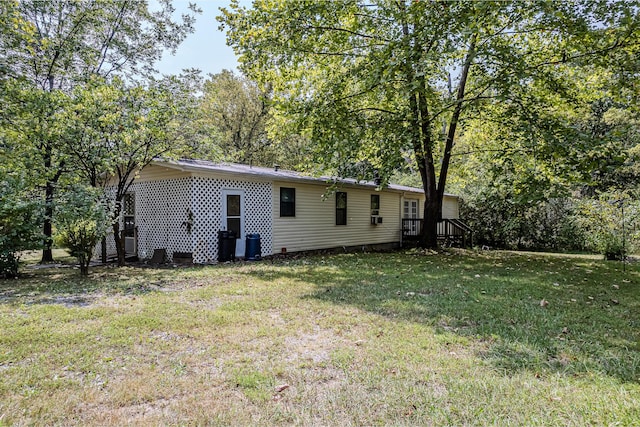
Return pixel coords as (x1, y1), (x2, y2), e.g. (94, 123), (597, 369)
(222, 189), (245, 257)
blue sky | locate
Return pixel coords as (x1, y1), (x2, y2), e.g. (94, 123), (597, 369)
(155, 1), (244, 76)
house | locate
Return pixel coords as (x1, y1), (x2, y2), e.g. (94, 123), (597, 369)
(103, 159), (465, 263)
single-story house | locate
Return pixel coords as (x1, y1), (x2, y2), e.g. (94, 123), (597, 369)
(103, 159), (464, 263)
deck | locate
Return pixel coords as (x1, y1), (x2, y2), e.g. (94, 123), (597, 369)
(402, 218), (473, 247)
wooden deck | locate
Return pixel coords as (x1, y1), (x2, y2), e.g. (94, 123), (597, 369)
(402, 218), (473, 247)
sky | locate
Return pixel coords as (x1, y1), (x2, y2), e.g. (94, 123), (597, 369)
(155, 1), (243, 76)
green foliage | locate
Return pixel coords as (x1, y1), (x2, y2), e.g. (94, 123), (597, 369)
(187, 70), (310, 169)
(450, 67), (640, 252)
(220, 0), (640, 248)
(59, 74), (198, 266)
(0, 173), (43, 278)
(54, 186), (111, 276)
(194, 70), (269, 163)
(461, 196), (583, 251)
(574, 192), (639, 260)
(0, 0), (199, 262)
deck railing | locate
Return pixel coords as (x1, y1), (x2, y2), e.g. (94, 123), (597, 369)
(402, 218), (473, 247)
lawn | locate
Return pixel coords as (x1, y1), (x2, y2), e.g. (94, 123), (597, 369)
(0, 249), (638, 425)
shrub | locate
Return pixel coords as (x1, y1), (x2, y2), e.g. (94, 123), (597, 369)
(55, 186), (112, 276)
(0, 175), (43, 278)
(574, 192), (639, 260)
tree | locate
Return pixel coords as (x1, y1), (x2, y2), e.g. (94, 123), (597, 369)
(196, 70), (271, 164)
(62, 75), (196, 266)
(220, 0), (640, 248)
(0, 172), (42, 278)
(574, 191), (640, 260)
(1, 0), (198, 262)
(55, 185), (111, 276)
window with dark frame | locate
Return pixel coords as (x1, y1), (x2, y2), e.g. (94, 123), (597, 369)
(336, 192), (347, 225)
(280, 187), (296, 217)
(371, 194), (380, 216)
(123, 193), (135, 236)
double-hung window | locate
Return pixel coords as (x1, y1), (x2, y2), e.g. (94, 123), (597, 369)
(371, 194), (380, 216)
(336, 192), (347, 225)
(280, 187), (296, 217)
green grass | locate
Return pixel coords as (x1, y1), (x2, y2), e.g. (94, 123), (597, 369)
(0, 249), (638, 425)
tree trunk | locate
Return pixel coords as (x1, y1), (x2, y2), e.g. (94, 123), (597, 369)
(418, 33), (477, 250)
(40, 181), (55, 263)
(79, 258), (89, 276)
(40, 75), (66, 264)
(420, 196), (441, 249)
(112, 221), (126, 267)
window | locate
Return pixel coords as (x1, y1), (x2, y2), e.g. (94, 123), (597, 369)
(280, 187), (296, 217)
(123, 193), (135, 236)
(371, 194), (380, 216)
(336, 192), (347, 225)
(226, 194), (241, 237)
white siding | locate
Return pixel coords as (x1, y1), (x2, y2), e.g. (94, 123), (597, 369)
(135, 165), (191, 182)
(399, 194), (459, 220)
(272, 181), (403, 254)
(442, 195), (459, 219)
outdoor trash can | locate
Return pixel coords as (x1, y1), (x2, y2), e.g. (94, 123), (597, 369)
(245, 233), (262, 261)
(218, 230), (237, 262)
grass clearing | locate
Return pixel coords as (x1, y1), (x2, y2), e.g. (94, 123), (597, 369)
(1, 249), (639, 425)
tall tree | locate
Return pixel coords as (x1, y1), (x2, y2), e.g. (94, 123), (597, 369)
(62, 75), (196, 266)
(1, 0), (198, 262)
(197, 70), (271, 164)
(220, 0), (640, 248)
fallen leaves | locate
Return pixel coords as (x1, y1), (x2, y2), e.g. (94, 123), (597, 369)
(272, 383), (291, 401)
(275, 384), (290, 393)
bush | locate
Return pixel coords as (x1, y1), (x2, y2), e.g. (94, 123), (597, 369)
(460, 194), (583, 252)
(55, 186), (112, 276)
(574, 192), (639, 260)
(0, 175), (43, 278)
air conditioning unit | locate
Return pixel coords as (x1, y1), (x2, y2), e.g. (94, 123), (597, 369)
(371, 215), (383, 225)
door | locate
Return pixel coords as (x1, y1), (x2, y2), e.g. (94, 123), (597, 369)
(403, 199), (419, 236)
(222, 190), (245, 257)
(123, 193), (137, 255)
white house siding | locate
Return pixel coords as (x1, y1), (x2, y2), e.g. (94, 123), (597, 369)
(272, 181), (403, 254)
(442, 195), (459, 219)
(399, 194), (459, 219)
(190, 175), (272, 264)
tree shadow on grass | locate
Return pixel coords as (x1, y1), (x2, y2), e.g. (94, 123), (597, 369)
(0, 264), (178, 306)
(244, 250), (640, 384)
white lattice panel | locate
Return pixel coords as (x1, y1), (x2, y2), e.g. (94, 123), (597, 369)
(191, 177), (273, 263)
(133, 178), (193, 261)
(96, 175), (273, 264)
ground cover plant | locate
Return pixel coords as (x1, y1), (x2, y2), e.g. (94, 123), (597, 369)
(0, 250), (638, 425)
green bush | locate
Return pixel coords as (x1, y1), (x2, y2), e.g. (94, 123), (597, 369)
(0, 175), (43, 278)
(460, 195), (583, 252)
(574, 192), (639, 260)
(55, 186), (111, 276)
